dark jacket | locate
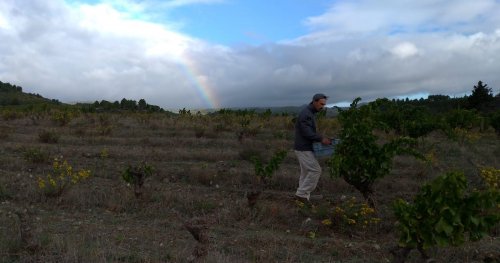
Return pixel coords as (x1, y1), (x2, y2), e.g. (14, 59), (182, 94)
(294, 104), (323, 151)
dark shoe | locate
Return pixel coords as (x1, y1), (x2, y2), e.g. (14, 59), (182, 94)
(309, 194), (323, 201)
(294, 195), (309, 203)
(294, 195), (312, 209)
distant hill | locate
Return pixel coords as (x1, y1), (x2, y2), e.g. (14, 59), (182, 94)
(0, 80), (61, 106)
(0, 80), (165, 113)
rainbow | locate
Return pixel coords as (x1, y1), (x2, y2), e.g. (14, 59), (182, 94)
(179, 54), (220, 109)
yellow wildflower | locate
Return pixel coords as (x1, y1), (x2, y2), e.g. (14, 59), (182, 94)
(79, 170), (91, 179)
(100, 148), (109, 158)
(321, 219), (332, 226)
(38, 177), (46, 189)
(49, 178), (56, 187)
(295, 200), (305, 208)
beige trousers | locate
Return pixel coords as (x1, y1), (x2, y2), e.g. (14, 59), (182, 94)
(295, 150), (321, 200)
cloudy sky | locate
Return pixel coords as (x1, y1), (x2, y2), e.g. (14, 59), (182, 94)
(1, 0), (499, 110)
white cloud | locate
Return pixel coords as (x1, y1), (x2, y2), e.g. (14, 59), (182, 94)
(163, 0), (225, 8)
(77, 3), (192, 60)
(391, 42), (419, 59)
(0, 14), (8, 30)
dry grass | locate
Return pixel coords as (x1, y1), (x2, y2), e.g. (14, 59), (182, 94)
(0, 112), (498, 262)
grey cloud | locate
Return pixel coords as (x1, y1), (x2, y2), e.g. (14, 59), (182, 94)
(196, 29), (500, 107)
(1, 0), (499, 110)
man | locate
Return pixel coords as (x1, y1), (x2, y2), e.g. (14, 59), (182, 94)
(294, 93), (331, 202)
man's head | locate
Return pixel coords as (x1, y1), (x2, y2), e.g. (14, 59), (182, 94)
(311, 93), (328, 111)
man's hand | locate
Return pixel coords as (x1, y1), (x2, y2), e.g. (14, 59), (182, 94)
(321, 137), (331, 145)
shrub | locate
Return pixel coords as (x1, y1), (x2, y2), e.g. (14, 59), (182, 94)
(489, 110), (500, 135)
(372, 99), (439, 138)
(329, 196), (380, 230)
(237, 126), (261, 141)
(443, 109), (481, 130)
(440, 109), (483, 142)
(50, 110), (73, 126)
(445, 127), (482, 145)
(38, 129), (60, 143)
(328, 98), (423, 207)
(296, 196), (381, 233)
(392, 171), (500, 261)
(22, 147), (50, 164)
(236, 117), (261, 142)
(251, 150), (287, 183)
(1, 109), (21, 120)
(480, 167), (500, 190)
(37, 158), (91, 197)
(247, 150), (287, 207)
(122, 162), (154, 198)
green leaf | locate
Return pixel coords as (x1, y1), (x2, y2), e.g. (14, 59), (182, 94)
(434, 235), (449, 247)
(470, 216), (480, 226)
(435, 218), (453, 236)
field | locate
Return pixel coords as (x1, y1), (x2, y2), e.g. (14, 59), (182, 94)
(0, 111), (499, 262)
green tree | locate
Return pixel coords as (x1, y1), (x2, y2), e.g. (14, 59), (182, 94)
(138, 99), (147, 110)
(120, 98), (137, 110)
(468, 80), (493, 112)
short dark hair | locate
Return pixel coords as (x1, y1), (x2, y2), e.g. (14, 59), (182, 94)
(312, 93), (328, 101)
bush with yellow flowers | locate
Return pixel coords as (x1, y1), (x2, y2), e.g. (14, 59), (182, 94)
(480, 167), (499, 190)
(37, 158), (91, 197)
(50, 110), (75, 126)
(327, 196), (380, 231)
(295, 196), (380, 233)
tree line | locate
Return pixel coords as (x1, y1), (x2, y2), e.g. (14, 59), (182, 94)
(1, 79), (499, 115)
(0, 80), (164, 112)
(392, 81), (499, 114)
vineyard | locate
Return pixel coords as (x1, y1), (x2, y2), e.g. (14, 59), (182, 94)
(0, 92), (499, 262)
